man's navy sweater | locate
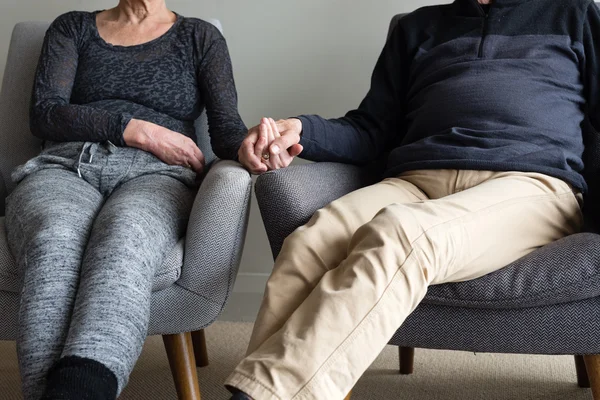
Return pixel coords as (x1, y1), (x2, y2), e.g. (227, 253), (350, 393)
(297, 0), (600, 192)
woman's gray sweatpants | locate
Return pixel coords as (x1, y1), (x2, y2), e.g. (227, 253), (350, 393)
(5, 141), (197, 399)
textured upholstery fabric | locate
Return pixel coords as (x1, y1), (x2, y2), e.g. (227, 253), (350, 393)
(149, 160), (252, 335)
(0, 19), (251, 341)
(255, 162), (381, 257)
(390, 296), (600, 355)
(424, 233), (600, 309)
(0, 218), (19, 293)
(0, 22), (48, 208)
(256, 165), (600, 307)
(0, 291), (19, 340)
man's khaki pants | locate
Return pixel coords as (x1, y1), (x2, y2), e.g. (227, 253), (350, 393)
(226, 169), (583, 400)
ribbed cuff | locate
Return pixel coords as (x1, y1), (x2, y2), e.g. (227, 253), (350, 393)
(114, 113), (133, 147)
(296, 115), (315, 157)
(42, 356), (118, 400)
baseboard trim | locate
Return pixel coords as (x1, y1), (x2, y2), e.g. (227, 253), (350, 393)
(233, 272), (269, 294)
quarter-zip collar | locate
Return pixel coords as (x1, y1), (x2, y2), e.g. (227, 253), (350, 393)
(454, 0), (529, 17)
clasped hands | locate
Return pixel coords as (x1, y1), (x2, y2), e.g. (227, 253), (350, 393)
(123, 116), (303, 176)
(238, 117), (304, 174)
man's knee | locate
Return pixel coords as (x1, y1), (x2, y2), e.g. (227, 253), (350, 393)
(351, 204), (423, 247)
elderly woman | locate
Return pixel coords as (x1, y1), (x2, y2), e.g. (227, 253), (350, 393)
(5, 0), (246, 398)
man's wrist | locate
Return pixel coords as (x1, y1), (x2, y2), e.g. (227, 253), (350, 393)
(288, 118), (303, 136)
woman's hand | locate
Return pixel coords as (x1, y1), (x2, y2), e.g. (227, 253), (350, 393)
(238, 117), (303, 174)
(124, 119), (205, 174)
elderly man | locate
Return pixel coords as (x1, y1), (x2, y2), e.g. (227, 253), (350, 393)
(231, 0), (595, 398)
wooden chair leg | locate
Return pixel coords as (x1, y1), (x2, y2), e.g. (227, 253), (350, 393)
(575, 355), (591, 388)
(399, 347), (415, 375)
(191, 329), (209, 368)
(163, 332), (202, 400)
(584, 355), (600, 399)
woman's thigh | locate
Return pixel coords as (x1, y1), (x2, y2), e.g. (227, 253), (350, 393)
(81, 173), (195, 274)
(5, 168), (103, 270)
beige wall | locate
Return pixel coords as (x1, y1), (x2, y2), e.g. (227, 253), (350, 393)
(0, 0), (449, 291)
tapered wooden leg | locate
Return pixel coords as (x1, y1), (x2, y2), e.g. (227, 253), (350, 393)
(584, 355), (600, 399)
(575, 355), (590, 388)
(191, 329), (209, 368)
(399, 347), (415, 375)
(344, 390), (352, 400)
(163, 332), (202, 400)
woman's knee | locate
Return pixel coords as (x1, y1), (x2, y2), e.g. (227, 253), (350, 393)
(7, 201), (98, 269)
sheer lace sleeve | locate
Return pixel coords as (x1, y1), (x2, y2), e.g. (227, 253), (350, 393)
(197, 35), (247, 160)
(30, 13), (132, 145)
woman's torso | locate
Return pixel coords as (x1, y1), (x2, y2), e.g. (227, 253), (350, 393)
(65, 11), (221, 140)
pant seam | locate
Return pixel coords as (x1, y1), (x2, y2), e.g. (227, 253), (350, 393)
(408, 190), (576, 247)
(296, 261), (422, 400)
(292, 190), (578, 398)
(290, 247), (421, 400)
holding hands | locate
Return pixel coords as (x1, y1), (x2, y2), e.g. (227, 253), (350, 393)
(238, 117), (303, 174)
(124, 116), (302, 176)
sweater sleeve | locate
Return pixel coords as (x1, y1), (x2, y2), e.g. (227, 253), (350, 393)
(583, 2), (600, 131)
(29, 13), (132, 145)
(196, 31), (247, 160)
(297, 24), (408, 165)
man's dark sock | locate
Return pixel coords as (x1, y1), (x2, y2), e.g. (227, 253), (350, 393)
(226, 385), (253, 400)
(41, 356), (118, 400)
(230, 392), (253, 400)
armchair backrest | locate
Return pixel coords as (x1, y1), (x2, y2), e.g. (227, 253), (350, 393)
(0, 22), (48, 215)
(0, 18), (223, 215)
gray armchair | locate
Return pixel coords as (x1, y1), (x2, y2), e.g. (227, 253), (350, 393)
(0, 20), (251, 400)
(254, 13), (600, 400)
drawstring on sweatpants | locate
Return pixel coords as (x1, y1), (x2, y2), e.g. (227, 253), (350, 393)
(77, 142), (99, 178)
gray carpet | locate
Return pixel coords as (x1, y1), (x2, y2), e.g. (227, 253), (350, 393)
(0, 322), (593, 399)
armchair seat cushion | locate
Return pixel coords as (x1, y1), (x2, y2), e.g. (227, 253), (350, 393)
(0, 216), (183, 293)
(256, 164), (600, 311)
(423, 232), (600, 309)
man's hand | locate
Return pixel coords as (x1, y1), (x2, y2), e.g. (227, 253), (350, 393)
(124, 118), (205, 174)
(238, 117), (303, 174)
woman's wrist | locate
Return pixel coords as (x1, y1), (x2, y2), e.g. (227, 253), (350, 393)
(123, 119), (150, 150)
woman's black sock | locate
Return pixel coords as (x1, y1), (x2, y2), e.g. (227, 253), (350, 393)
(41, 356), (118, 400)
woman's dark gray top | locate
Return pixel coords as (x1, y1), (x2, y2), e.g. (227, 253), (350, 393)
(30, 11), (246, 160)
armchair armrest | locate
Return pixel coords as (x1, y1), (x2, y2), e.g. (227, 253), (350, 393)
(255, 162), (380, 258)
(178, 160), (252, 306)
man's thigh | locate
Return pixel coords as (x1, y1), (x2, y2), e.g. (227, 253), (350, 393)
(411, 171), (584, 284)
(285, 176), (429, 264)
